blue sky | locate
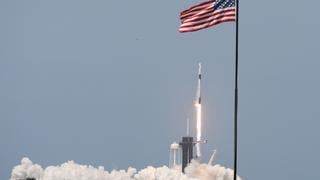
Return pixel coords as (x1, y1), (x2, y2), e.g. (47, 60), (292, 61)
(1, 0), (320, 179)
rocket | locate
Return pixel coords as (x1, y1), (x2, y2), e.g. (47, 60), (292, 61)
(195, 63), (203, 159)
(197, 63), (202, 105)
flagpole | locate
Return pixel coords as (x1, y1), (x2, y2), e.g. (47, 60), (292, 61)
(233, 0), (239, 180)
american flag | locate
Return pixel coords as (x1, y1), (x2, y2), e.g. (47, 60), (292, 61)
(179, 0), (236, 33)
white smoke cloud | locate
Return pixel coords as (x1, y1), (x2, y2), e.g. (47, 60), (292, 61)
(10, 158), (43, 180)
(10, 158), (241, 180)
(185, 160), (241, 180)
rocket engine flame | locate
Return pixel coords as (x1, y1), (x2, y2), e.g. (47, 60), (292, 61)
(195, 103), (202, 158)
(195, 63), (202, 158)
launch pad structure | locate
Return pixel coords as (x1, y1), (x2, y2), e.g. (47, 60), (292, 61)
(179, 136), (194, 172)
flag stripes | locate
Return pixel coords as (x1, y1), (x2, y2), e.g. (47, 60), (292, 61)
(179, 0), (236, 33)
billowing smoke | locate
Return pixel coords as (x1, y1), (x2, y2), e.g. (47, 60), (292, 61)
(185, 160), (240, 180)
(10, 158), (43, 180)
(10, 158), (241, 180)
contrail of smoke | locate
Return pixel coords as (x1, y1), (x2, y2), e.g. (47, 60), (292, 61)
(10, 158), (241, 180)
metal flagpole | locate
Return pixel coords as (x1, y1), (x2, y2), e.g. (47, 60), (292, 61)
(233, 0), (239, 180)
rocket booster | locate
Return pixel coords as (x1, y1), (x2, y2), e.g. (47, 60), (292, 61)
(195, 63), (202, 159)
(197, 63), (202, 105)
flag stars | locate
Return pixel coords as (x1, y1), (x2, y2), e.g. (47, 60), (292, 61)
(214, 0), (235, 10)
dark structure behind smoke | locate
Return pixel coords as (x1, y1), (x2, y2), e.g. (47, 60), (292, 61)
(179, 136), (194, 172)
